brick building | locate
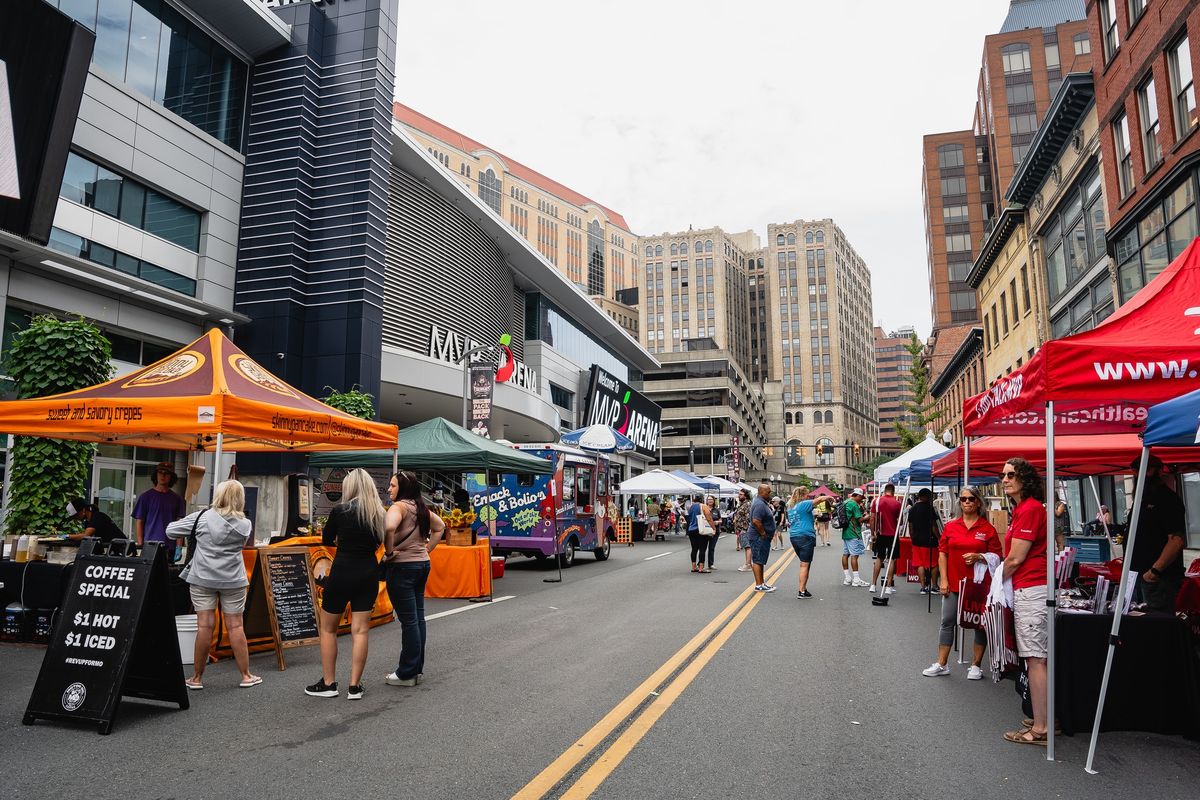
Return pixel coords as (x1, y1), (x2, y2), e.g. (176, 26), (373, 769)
(874, 326), (918, 455)
(1088, 0), (1200, 302)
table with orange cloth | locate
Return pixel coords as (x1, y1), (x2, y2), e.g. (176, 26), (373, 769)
(426, 537), (493, 599)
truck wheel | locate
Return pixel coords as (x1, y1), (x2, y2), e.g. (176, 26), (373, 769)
(594, 536), (611, 561)
(558, 541), (576, 568)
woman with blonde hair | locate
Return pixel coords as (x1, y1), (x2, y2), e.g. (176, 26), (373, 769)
(305, 468), (386, 700)
(166, 479), (258, 690)
(786, 486), (817, 597)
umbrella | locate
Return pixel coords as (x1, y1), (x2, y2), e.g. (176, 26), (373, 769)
(559, 424), (636, 453)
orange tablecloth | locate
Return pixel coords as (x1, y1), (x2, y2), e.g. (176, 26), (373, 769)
(427, 538), (492, 599)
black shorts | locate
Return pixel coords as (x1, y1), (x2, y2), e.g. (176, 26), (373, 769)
(321, 557), (379, 613)
(872, 536), (899, 562)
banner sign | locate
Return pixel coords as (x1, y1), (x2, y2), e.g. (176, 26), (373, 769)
(583, 365), (662, 459)
(469, 364), (495, 438)
(727, 436), (741, 482)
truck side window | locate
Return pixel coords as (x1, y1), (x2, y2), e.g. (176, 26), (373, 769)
(576, 469), (592, 509)
(596, 468), (608, 498)
(486, 470), (502, 488)
(516, 473), (535, 488)
(562, 466), (575, 500)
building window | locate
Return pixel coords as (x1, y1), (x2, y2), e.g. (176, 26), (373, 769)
(47, 227), (196, 296)
(60, 152), (201, 251)
(1113, 114), (1134, 198)
(937, 144), (964, 169)
(1006, 82), (1036, 105)
(1169, 36), (1197, 139)
(942, 204), (969, 223)
(804, 231), (814, 244)
(1127, 0), (1147, 27)
(549, 383), (575, 411)
(1074, 32), (1091, 56)
(940, 176), (967, 196)
(1009, 112), (1039, 136)
(1138, 78), (1163, 170)
(1002, 43), (1031, 75)
(1001, 292), (1009, 333)
(53, 0), (248, 149)
(1041, 165), (1107, 302)
(950, 290), (975, 312)
(479, 168), (502, 213)
(1020, 265), (1031, 312)
(1100, 0), (1120, 61)
(1045, 42), (1060, 70)
(945, 233), (972, 253)
(1114, 174), (1198, 301)
(587, 220), (606, 296)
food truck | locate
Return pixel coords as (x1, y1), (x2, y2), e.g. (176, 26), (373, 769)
(466, 444), (613, 567)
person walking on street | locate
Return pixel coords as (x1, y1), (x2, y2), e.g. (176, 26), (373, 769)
(999, 458), (1050, 746)
(908, 489), (942, 593)
(749, 484), (777, 592)
(787, 486), (816, 598)
(733, 489), (753, 572)
(166, 480), (258, 690)
(814, 494), (833, 546)
(383, 471), (446, 688)
(841, 489), (868, 586)
(304, 468), (386, 700)
(869, 483), (901, 594)
(771, 497), (787, 550)
(673, 497), (685, 535)
(704, 495), (721, 571)
(685, 495), (710, 573)
(921, 484), (1000, 679)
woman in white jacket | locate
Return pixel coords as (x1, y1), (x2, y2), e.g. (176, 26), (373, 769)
(166, 480), (259, 690)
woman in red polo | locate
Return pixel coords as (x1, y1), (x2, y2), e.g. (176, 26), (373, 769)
(1000, 457), (1049, 746)
(921, 484), (1000, 679)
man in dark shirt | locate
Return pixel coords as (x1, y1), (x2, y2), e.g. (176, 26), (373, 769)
(749, 483), (777, 593)
(64, 497), (124, 543)
(1128, 456), (1187, 612)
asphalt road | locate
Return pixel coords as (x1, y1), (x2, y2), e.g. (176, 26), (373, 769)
(1, 535), (1196, 799)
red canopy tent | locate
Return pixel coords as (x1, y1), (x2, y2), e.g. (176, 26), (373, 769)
(963, 238), (1200, 438)
(809, 485), (839, 498)
(931, 434), (1200, 478)
(957, 237), (1200, 763)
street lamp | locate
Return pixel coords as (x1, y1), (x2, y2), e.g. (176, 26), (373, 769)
(942, 429), (954, 447)
(657, 426), (678, 469)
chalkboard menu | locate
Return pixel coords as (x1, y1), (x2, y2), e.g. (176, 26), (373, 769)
(23, 541), (187, 734)
(254, 547), (318, 669)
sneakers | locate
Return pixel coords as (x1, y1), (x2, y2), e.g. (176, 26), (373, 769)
(919, 587), (930, 595)
(797, 590), (812, 599)
(347, 683), (364, 700)
(305, 678), (339, 697)
(922, 663), (951, 677)
(884, 586), (896, 595)
(737, 565), (751, 572)
(754, 584), (777, 593)
(385, 672), (423, 686)
(967, 665), (984, 681)
(842, 576), (852, 586)
(851, 578), (871, 588)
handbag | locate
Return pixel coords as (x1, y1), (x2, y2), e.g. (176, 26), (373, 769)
(697, 513), (716, 537)
(179, 510), (205, 581)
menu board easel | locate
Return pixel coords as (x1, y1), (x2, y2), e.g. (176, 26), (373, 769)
(247, 547), (319, 670)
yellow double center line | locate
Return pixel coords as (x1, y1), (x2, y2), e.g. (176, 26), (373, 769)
(512, 549), (796, 800)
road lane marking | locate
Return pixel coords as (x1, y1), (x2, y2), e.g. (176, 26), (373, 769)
(511, 551), (793, 800)
(642, 551), (675, 561)
(425, 596), (514, 621)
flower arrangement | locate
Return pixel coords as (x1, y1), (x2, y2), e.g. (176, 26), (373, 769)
(444, 509), (476, 527)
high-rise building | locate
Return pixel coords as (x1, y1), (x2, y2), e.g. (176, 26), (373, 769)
(874, 326), (918, 454)
(923, 0), (1091, 331)
(393, 103), (640, 302)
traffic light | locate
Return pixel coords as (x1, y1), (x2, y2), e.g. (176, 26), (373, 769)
(853, 442), (861, 460)
(815, 442), (824, 456)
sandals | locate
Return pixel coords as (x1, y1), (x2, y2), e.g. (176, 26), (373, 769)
(700, 568), (712, 573)
(184, 677), (204, 691)
(1020, 718), (1062, 734)
(1003, 728), (1047, 745)
(239, 675), (263, 688)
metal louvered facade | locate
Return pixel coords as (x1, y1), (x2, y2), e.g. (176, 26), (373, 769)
(232, 0), (398, 407)
(384, 164), (525, 362)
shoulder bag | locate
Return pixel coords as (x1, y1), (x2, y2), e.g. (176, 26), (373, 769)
(697, 511), (716, 537)
(179, 510), (206, 581)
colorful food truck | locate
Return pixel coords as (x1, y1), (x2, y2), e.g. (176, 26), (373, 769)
(466, 444), (613, 567)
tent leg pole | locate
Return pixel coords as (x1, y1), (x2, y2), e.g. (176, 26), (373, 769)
(963, 436), (970, 487)
(1084, 447), (1149, 774)
(1045, 402), (1056, 763)
(211, 433), (224, 505)
(391, 448), (398, 477)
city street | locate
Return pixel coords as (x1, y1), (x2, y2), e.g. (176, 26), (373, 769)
(2, 536), (1195, 799)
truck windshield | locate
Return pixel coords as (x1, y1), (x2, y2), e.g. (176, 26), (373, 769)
(576, 469), (592, 508)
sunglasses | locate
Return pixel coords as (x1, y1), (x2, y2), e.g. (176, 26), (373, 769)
(1000, 470), (1018, 479)
(959, 496), (978, 503)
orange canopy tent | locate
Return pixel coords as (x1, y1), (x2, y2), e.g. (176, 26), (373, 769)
(0, 328), (398, 453)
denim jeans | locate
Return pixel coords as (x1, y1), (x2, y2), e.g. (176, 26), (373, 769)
(385, 561), (430, 679)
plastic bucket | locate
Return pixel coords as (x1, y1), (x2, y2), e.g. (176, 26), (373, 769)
(491, 556), (505, 579)
(175, 614), (198, 665)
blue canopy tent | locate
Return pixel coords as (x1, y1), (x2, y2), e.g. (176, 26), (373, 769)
(669, 470), (719, 493)
(1085, 387), (1200, 772)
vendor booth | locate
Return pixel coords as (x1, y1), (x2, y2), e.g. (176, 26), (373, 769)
(958, 237), (1200, 762)
(0, 329), (400, 654)
(309, 417), (554, 597)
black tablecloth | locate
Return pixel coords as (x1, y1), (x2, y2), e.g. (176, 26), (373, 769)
(632, 521), (647, 542)
(1055, 611), (1200, 739)
(0, 560), (73, 609)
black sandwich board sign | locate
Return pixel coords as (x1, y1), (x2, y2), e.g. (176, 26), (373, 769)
(243, 546), (319, 670)
(23, 540), (188, 734)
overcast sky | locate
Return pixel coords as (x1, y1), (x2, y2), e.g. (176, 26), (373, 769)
(395, 0), (1014, 339)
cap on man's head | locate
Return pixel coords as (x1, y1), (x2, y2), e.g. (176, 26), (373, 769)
(64, 497), (89, 519)
(850, 488), (864, 497)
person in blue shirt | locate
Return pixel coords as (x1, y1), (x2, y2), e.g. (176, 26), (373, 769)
(749, 484), (777, 592)
(787, 486), (817, 598)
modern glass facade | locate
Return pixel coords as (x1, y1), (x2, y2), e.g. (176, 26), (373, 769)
(587, 219), (605, 296)
(60, 152), (201, 250)
(524, 293), (629, 382)
(48, 227), (197, 296)
(48, 0), (248, 149)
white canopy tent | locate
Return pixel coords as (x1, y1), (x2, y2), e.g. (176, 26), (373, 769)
(873, 432), (952, 484)
(702, 475), (743, 496)
(615, 469), (705, 495)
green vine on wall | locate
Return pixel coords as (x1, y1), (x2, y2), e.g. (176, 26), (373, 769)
(3, 315), (114, 535)
(321, 385), (377, 420)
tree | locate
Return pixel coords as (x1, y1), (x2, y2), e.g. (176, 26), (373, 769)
(4, 315), (113, 535)
(321, 385), (377, 420)
(852, 453), (893, 477)
(893, 333), (943, 449)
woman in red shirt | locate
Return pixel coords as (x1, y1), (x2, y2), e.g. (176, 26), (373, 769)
(921, 484), (1000, 679)
(1000, 457), (1050, 746)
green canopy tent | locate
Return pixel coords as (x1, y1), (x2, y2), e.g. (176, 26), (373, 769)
(308, 417), (554, 475)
